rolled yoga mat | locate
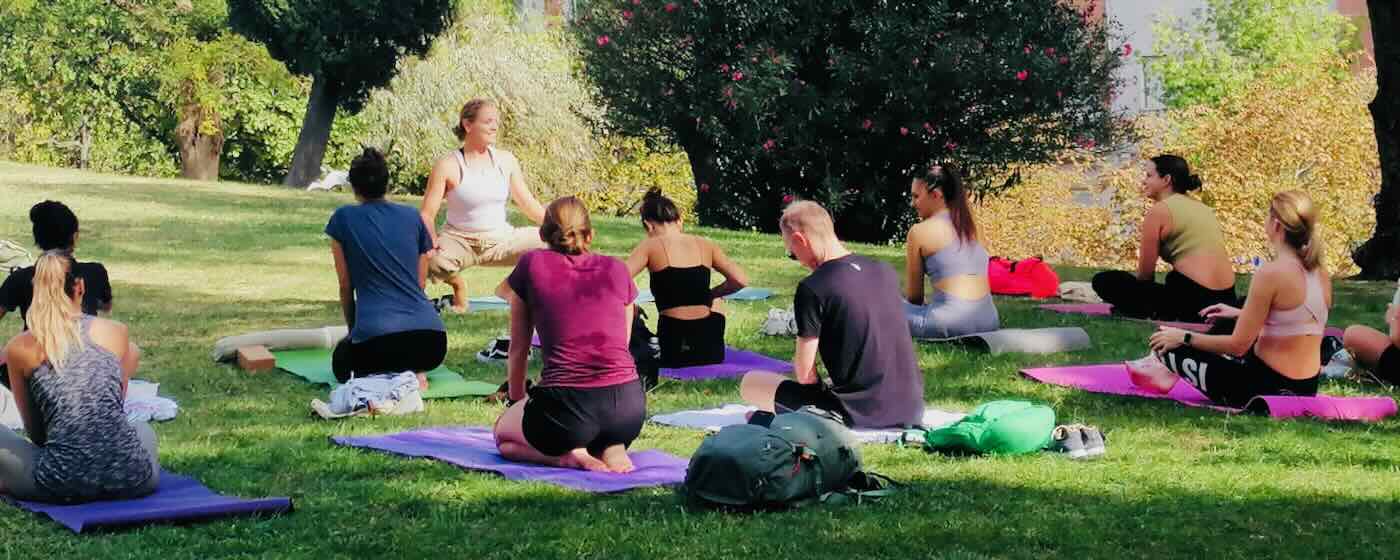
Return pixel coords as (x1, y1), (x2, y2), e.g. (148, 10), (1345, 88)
(650, 404), (966, 444)
(211, 326), (347, 362)
(919, 327), (1091, 355)
(634, 286), (774, 305)
(332, 426), (689, 493)
(1020, 363), (1397, 421)
(271, 348), (496, 399)
(1036, 303), (1345, 337)
(6, 471), (293, 533)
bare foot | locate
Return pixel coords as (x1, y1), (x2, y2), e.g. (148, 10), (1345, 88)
(448, 277), (469, 314)
(560, 448), (612, 472)
(417, 372), (429, 391)
(600, 445), (634, 473)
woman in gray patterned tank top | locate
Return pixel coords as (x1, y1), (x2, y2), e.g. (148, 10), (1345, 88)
(0, 250), (159, 503)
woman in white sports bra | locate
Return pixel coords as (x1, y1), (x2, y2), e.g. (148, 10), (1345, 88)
(420, 99), (547, 313)
(1143, 191), (1331, 408)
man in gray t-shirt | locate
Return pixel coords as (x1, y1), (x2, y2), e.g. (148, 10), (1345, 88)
(740, 201), (925, 429)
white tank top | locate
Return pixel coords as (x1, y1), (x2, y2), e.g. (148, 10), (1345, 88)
(445, 147), (510, 232)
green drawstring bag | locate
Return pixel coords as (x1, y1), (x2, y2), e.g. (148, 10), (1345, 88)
(922, 400), (1055, 455)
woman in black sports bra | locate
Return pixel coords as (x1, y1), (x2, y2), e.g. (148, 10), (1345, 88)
(625, 188), (749, 368)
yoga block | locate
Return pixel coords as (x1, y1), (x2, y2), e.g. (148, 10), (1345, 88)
(236, 346), (276, 372)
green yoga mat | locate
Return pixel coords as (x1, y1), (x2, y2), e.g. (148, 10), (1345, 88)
(271, 348), (496, 399)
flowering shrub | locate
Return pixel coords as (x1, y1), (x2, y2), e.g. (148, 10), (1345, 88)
(979, 59), (1379, 276)
(574, 0), (1126, 241)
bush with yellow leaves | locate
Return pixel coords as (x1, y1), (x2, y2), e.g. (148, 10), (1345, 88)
(978, 58), (1378, 276)
(576, 136), (696, 218)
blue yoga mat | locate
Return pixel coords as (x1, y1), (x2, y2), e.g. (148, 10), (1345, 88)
(634, 286), (773, 305)
(7, 471), (293, 533)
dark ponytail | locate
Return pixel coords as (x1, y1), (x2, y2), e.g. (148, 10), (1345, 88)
(917, 163), (977, 243)
(639, 187), (681, 224)
(1150, 154), (1202, 194)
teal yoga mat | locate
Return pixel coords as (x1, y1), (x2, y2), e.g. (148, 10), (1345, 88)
(466, 287), (773, 310)
(270, 348), (496, 399)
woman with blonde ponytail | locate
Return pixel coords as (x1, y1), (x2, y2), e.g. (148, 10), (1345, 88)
(1138, 191), (1331, 407)
(492, 197), (646, 473)
(1, 251), (159, 502)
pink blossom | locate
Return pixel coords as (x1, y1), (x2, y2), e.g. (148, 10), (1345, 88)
(1059, 56), (1069, 65)
(1024, 46), (1032, 54)
(763, 139), (776, 151)
(699, 183), (710, 193)
(736, 43), (745, 49)
(912, 57), (920, 66)
(632, 0), (640, 4)
(664, 2), (678, 12)
(732, 71), (744, 81)
(622, 9), (632, 19)
(596, 35), (611, 47)
(1016, 70), (1029, 81)
(944, 141), (959, 151)
(861, 119), (873, 130)
(722, 86), (733, 98)
(782, 194), (795, 204)
(1122, 43), (1133, 57)
(720, 63), (730, 73)
(726, 99), (738, 110)
(923, 122), (935, 134)
(899, 127), (909, 136)
(1044, 47), (1056, 57)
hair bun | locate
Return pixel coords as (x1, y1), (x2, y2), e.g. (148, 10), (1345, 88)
(643, 187), (664, 201)
(1185, 174), (1203, 191)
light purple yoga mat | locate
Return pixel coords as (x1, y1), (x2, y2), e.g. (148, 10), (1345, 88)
(1021, 363), (1397, 421)
(660, 348), (791, 380)
(332, 426), (688, 493)
(7, 471), (293, 533)
(1037, 303), (1344, 337)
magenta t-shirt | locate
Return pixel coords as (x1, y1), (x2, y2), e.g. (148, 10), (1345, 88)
(507, 249), (638, 388)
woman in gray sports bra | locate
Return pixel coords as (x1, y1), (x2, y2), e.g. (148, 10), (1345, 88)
(0, 251), (158, 503)
(902, 164), (999, 339)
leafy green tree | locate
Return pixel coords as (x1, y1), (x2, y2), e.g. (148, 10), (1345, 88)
(1149, 0), (1356, 109)
(574, 0), (1125, 241)
(228, 0), (458, 187)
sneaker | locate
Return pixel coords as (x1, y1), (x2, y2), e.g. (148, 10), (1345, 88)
(1320, 335), (1345, 366)
(1321, 349), (1354, 379)
(1049, 425), (1088, 459)
(476, 336), (511, 363)
(1126, 353), (1178, 394)
(760, 308), (798, 336)
(1081, 425), (1106, 458)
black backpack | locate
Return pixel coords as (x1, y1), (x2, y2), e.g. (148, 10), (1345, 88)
(629, 308), (660, 390)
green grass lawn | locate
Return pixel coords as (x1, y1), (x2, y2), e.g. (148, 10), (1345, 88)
(2, 161), (1399, 559)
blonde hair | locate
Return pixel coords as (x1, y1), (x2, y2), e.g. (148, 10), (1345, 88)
(778, 200), (836, 243)
(452, 98), (496, 141)
(29, 250), (83, 370)
(1270, 190), (1324, 271)
(541, 196), (593, 255)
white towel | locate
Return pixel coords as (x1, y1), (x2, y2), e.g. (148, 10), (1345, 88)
(650, 404), (965, 444)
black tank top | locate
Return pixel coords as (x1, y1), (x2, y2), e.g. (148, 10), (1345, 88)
(648, 236), (712, 311)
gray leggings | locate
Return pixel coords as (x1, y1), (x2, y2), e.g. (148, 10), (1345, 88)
(0, 422), (160, 502)
(904, 292), (1000, 339)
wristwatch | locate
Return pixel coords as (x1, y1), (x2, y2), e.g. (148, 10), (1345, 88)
(1183, 332), (1193, 347)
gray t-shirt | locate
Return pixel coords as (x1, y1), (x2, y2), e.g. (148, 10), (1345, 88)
(794, 254), (925, 428)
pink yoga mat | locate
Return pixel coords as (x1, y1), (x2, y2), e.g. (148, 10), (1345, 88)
(1037, 303), (1344, 337)
(1020, 363), (1397, 421)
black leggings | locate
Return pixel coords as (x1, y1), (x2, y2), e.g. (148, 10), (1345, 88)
(332, 330), (447, 382)
(657, 313), (725, 368)
(1157, 346), (1318, 408)
(1092, 270), (1237, 322)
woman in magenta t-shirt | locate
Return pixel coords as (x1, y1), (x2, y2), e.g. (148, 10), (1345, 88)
(492, 197), (645, 472)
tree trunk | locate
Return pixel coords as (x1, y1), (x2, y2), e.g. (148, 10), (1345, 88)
(284, 75), (339, 188)
(77, 116), (92, 170)
(175, 103), (224, 181)
(1354, 0), (1400, 279)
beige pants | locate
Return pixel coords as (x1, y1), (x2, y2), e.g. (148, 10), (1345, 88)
(429, 225), (543, 281)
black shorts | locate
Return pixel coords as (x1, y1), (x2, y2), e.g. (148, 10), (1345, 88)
(1377, 345), (1400, 385)
(332, 330), (447, 382)
(774, 380), (850, 425)
(1158, 345), (1319, 409)
(657, 313), (725, 368)
(522, 380), (645, 456)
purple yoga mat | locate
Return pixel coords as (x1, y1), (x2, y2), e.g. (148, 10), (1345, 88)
(1021, 363), (1397, 421)
(332, 426), (688, 493)
(1037, 303), (1345, 337)
(660, 348), (792, 380)
(7, 471), (293, 533)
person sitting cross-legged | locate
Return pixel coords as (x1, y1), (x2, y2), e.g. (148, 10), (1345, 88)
(740, 200), (925, 429)
(493, 197), (645, 472)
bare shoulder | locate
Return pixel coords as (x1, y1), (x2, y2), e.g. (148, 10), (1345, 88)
(4, 332), (39, 365)
(493, 148), (521, 171)
(86, 317), (130, 356)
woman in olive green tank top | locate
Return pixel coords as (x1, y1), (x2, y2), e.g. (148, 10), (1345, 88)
(1091, 155), (1237, 322)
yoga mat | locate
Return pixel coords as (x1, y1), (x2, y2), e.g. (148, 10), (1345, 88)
(660, 348), (791, 380)
(634, 287), (774, 305)
(270, 349), (496, 398)
(467, 296), (510, 312)
(919, 327), (1091, 355)
(650, 405), (966, 444)
(332, 426), (688, 493)
(7, 471), (293, 533)
(1020, 363), (1397, 421)
(1036, 303), (1345, 337)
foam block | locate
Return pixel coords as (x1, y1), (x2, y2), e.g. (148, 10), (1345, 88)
(236, 346), (275, 372)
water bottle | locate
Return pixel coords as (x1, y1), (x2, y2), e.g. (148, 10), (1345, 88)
(1392, 279), (1400, 308)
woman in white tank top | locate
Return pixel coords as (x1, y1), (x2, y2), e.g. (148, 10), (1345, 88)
(419, 99), (547, 313)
